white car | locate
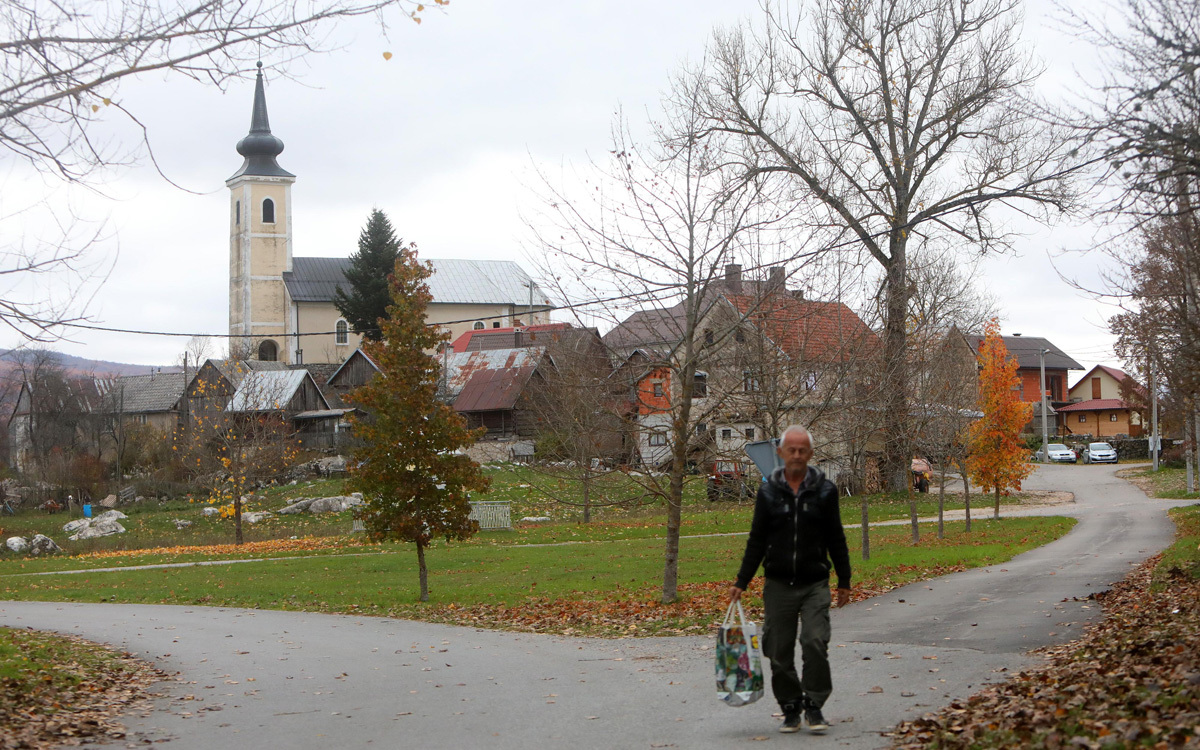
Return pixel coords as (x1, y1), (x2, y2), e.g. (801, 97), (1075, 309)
(1083, 442), (1118, 464)
(1038, 443), (1077, 464)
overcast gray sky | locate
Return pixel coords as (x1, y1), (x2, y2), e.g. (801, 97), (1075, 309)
(1, 0), (1126, 382)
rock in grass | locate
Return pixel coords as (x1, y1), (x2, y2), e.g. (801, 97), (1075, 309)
(29, 534), (60, 555)
(5, 536), (28, 553)
(242, 511), (273, 524)
(68, 520), (126, 541)
(201, 507), (221, 517)
(62, 518), (90, 534)
(173, 519), (193, 529)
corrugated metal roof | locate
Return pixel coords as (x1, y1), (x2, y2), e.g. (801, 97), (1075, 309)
(227, 370), (311, 412)
(282, 257), (552, 308)
(95, 372), (187, 413)
(441, 348), (544, 411)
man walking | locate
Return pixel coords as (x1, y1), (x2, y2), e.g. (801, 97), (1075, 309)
(729, 425), (851, 734)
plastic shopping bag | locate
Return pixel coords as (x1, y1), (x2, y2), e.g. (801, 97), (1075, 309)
(715, 600), (764, 706)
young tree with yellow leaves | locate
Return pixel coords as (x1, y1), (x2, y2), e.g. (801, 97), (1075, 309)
(347, 250), (489, 602)
(968, 320), (1033, 521)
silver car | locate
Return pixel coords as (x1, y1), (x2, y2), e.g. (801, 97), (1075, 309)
(1083, 442), (1118, 464)
(1038, 443), (1077, 463)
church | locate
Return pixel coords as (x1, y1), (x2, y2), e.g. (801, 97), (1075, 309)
(226, 64), (553, 365)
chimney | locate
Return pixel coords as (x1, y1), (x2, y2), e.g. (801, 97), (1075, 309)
(768, 266), (786, 293)
(725, 263), (743, 294)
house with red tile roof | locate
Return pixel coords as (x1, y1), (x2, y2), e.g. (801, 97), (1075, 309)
(1060, 365), (1147, 438)
(603, 264), (878, 469)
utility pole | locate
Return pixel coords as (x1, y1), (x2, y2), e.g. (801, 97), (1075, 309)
(1039, 348), (1050, 455)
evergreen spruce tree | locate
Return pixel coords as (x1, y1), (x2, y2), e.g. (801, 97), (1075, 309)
(346, 249), (489, 602)
(334, 209), (405, 341)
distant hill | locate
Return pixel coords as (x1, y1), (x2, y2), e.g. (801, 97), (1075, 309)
(0, 349), (180, 383)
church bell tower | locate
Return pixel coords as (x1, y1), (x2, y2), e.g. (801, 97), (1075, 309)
(227, 62), (295, 362)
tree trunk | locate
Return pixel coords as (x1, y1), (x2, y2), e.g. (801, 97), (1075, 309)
(909, 489), (919, 545)
(860, 498), (870, 561)
(881, 247), (910, 492)
(662, 471), (683, 603)
(582, 468), (592, 524)
(1187, 407), (1195, 493)
(234, 493), (244, 545)
(993, 486), (1001, 521)
(936, 458), (946, 540)
(962, 467), (972, 533)
(417, 541), (429, 602)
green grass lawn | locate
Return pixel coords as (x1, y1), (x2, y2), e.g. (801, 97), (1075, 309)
(1157, 504), (1200, 584)
(1125, 464), (1200, 499)
(0, 516), (1075, 636)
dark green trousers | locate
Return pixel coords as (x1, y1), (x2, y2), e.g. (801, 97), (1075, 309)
(762, 577), (833, 709)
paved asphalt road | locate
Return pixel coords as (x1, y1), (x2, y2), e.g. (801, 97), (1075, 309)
(1, 464), (1193, 749)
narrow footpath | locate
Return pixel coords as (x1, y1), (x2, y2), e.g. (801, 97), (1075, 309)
(0, 464), (1190, 750)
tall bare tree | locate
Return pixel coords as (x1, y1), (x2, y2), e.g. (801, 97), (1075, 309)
(532, 74), (791, 603)
(696, 0), (1076, 490)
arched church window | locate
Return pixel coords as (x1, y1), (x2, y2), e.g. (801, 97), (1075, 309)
(473, 321), (485, 330)
(258, 339), (278, 362)
(262, 197), (276, 224)
(336, 319), (349, 345)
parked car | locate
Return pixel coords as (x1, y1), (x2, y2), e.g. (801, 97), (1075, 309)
(1082, 442), (1118, 464)
(1036, 443), (1078, 464)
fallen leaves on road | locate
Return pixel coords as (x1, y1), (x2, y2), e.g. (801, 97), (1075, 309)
(0, 628), (164, 749)
(890, 555), (1200, 749)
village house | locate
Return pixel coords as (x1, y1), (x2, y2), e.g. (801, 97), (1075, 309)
(225, 67), (552, 365)
(1058, 364), (1147, 438)
(948, 330), (1084, 437)
(604, 264), (878, 475)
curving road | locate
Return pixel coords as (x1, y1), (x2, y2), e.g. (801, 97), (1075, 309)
(1, 464), (1192, 749)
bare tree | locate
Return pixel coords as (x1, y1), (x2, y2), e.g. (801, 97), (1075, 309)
(1063, 0), (1200, 218)
(696, 0), (1076, 490)
(532, 71), (790, 603)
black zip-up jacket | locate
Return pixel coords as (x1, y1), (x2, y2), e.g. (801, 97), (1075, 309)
(734, 465), (851, 591)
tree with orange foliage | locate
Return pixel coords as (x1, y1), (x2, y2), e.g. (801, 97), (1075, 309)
(968, 320), (1033, 520)
(347, 250), (489, 602)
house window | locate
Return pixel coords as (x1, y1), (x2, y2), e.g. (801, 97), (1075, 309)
(696, 422), (707, 434)
(648, 432), (667, 446)
(704, 329), (714, 345)
(745, 427), (755, 439)
(335, 319), (349, 345)
(1050, 375), (1063, 401)
(473, 321), (485, 330)
(653, 382), (664, 398)
(1078, 414), (1087, 424)
(1110, 413), (1119, 422)
(257, 339), (278, 362)
(743, 370), (760, 393)
(262, 197), (276, 224)
(804, 371), (819, 391)
(735, 329), (745, 343)
(493, 321), (501, 328)
(721, 428), (732, 439)
(693, 372), (707, 398)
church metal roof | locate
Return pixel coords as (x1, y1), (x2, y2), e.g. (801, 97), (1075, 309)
(282, 257), (553, 309)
